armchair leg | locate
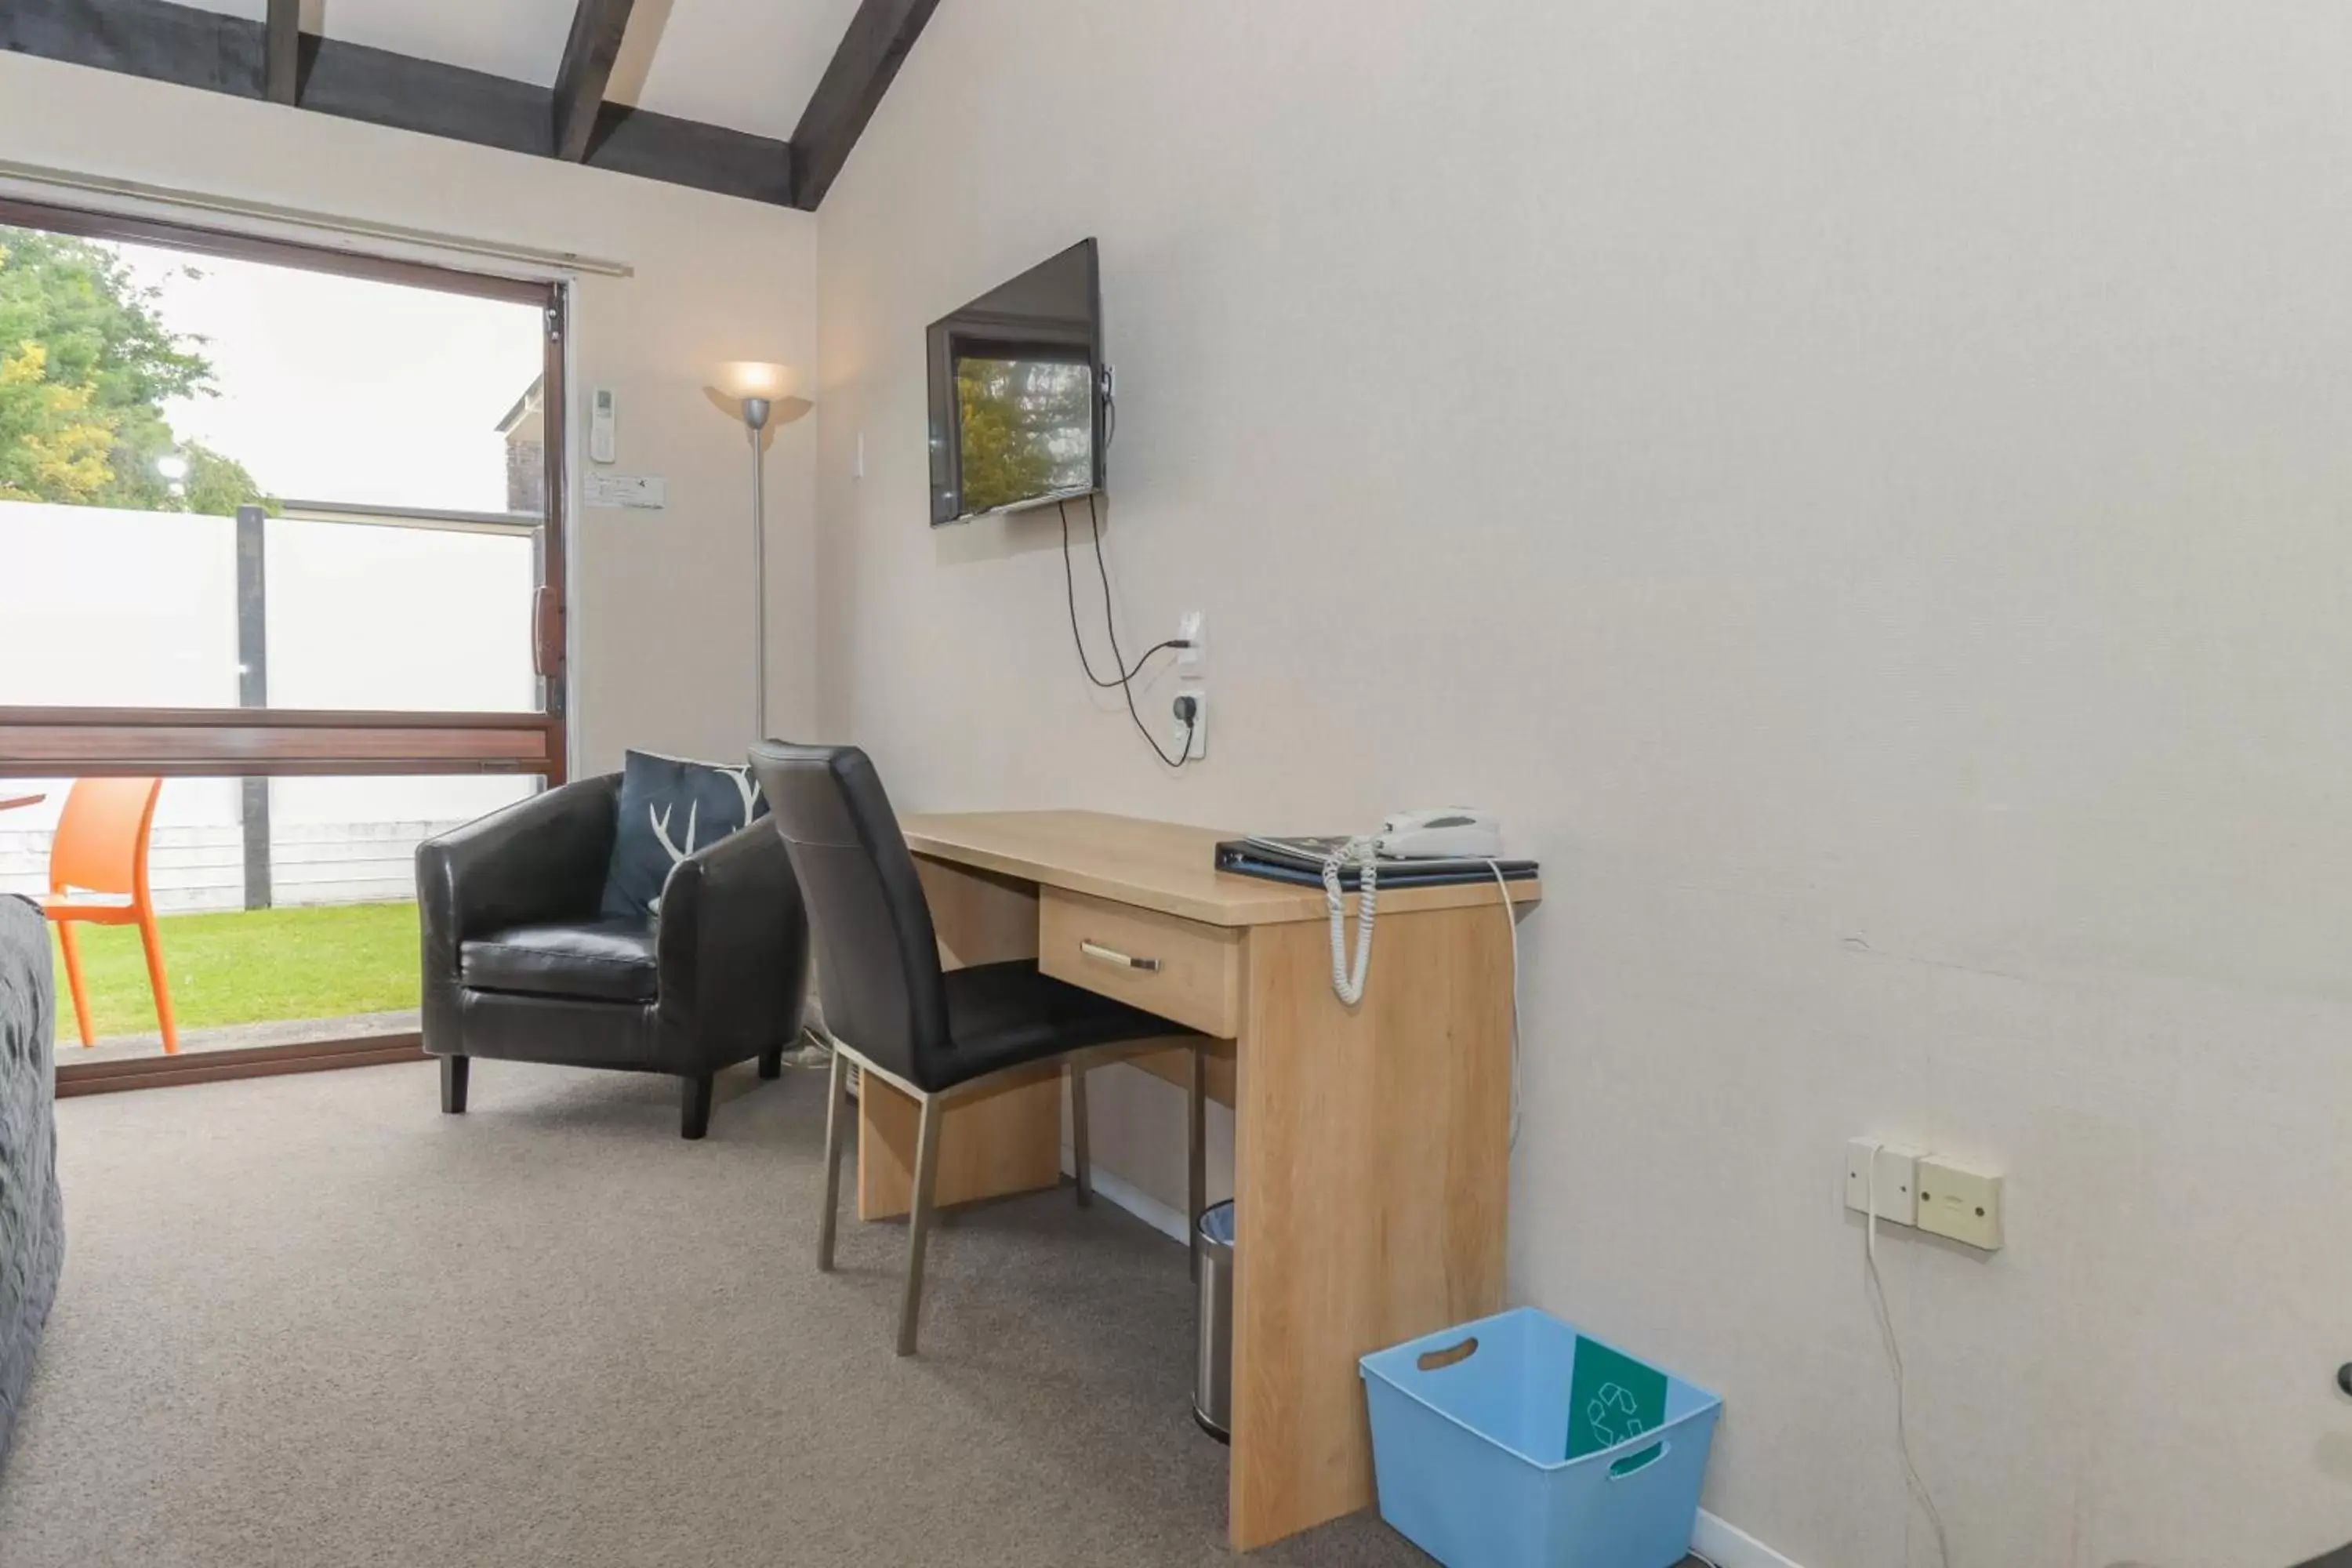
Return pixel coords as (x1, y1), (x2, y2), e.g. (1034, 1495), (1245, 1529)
(1188, 1047), (1207, 1282)
(758, 1044), (785, 1080)
(441, 1055), (469, 1115)
(680, 1071), (714, 1140)
(1069, 1061), (1093, 1208)
(897, 1092), (944, 1356)
(818, 1046), (849, 1273)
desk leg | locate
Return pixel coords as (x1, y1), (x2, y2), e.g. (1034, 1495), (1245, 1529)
(1227, 908), (1513, 1552)
(857, 1065), (1064, 1221)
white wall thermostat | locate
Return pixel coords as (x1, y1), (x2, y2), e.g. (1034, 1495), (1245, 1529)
(590, 387), (616, 465)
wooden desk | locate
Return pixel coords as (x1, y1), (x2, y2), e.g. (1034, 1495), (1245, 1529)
(876, 810), (1537, 1551)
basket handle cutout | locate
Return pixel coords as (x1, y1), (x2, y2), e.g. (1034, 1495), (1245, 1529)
(1606, 1439), (1669, 1479)
(1415, 1337), (1479, 1373)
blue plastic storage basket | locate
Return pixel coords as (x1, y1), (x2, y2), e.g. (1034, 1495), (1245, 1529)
(1359, 1308), (1721, 1568)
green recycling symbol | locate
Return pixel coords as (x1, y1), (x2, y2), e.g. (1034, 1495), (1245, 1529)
(1585, 1382), (1649, 1449)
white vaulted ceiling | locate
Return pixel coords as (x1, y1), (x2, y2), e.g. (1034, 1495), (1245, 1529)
(169, 0), (869, 140)
(619, 0), (867, 143)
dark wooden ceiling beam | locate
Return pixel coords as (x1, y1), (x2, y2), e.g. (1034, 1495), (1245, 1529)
(2, 0), (793, 209)
(789, 0), (942, 212)
(2, 0), (260, 94)
(263, 0), (298, 104)
(552, 0), (636, 163)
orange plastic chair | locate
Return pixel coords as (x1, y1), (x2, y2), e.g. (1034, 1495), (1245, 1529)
(41, 777), (176, 1054)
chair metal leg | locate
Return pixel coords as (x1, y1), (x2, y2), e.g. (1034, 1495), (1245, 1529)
(1188, 1047), (1208, 1282)
(1069, 1062), (1093, 1208)
(818, 1046), (849, 1273)
(897, 1091), (944, 1356)
(441, 1054), (469, 1114)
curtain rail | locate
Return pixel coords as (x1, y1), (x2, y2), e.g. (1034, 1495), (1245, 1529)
(0, 159), (633, 279)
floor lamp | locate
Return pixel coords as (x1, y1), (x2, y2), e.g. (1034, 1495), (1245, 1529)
(716, 361), (798, 742)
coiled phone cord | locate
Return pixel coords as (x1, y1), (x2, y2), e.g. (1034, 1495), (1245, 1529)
(1322, 837), (1381, 1005)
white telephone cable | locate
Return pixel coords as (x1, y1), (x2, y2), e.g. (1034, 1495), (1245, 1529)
(1865, 1142), (1954, 1568)
(1485, 860), (1523, 1149)
(1323, 837), (1380, 1005)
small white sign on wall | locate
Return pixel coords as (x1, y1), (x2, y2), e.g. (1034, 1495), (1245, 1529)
(586, 473), (666, 510)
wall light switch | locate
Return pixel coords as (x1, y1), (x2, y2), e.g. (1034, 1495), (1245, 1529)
(1845, 1140), (1923, 1225)
(1918, 1157), (2003, 1250)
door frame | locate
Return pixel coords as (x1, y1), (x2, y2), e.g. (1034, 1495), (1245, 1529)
(0, 194), (573, 1091)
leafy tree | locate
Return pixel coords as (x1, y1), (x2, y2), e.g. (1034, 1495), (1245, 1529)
(0, 227), (270, 514)
(180, 443), (268, 516)
(0, 341), (114, 503)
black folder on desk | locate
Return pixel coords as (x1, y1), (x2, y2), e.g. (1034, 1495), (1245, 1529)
(1214, 836), (1539, 890)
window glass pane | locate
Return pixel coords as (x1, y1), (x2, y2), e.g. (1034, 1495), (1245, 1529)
(106, 239), (546, 517)
(0, 772), (537, 1060)
(263, 517), (539, 713)
(0, 504), (539, 712)
(0, 504), (238, 706)
(0, 220), (547, 714)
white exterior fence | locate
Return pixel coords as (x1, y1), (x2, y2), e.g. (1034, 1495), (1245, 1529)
(0, 499), (540, 909)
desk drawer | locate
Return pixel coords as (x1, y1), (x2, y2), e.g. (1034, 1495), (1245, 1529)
(1039, 887), (1241, 1037)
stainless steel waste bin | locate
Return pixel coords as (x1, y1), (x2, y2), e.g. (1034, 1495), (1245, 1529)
(1194, 1200), (1235, 1442)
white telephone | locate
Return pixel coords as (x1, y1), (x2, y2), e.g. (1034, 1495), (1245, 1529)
(1374, 808), (1504, 861)
(1323, 808), (1506, 1006)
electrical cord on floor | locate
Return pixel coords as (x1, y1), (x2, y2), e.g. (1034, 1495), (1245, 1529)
(1059, 495), (1196, 768)
(1865, 1142), (1955, 1568)
(782, 1028), (833, 1070)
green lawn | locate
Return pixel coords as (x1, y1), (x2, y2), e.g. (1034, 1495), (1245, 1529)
(50, 900), (421, 1037)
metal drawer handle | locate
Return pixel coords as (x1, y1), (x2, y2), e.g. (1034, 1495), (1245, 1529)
(1080, 939), (1160, 973)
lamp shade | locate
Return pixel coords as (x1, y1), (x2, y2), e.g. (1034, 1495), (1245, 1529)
(717, 361), (797, 401)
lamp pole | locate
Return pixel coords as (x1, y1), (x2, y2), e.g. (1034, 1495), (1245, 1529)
(716, 361), (794, 743)
(742, 394), (771, 741)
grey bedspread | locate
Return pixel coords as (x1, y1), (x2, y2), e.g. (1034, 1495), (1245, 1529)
(0, 894), (60, 1470)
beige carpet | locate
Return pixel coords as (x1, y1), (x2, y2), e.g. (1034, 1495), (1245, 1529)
(0, 1058), (1441, 1567)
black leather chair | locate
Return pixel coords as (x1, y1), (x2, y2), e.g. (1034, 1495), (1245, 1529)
(416, 773), (809, 1139)
(749, 741), (1204, 1355)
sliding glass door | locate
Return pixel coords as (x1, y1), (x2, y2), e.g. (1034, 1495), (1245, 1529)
(0, 196), (568, 1079)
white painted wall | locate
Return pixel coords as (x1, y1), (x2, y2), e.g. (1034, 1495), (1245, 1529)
(0, 50), (819, 774)
(813, 4), (2352, 1565)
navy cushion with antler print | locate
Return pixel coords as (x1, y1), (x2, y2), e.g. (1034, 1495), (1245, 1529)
(600, 750), (770, 920)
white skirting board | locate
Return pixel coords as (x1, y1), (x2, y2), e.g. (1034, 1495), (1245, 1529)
(1071, 1155), (1808, 1568)
(1692, 1510), (1806, 1568)
(1068, 1156), (1194, 1244)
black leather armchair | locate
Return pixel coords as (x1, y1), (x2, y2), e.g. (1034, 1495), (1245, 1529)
(417, 774), (809, 1138)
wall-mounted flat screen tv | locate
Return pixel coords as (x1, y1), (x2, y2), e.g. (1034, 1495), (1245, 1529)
(927, 238), (1107, 526)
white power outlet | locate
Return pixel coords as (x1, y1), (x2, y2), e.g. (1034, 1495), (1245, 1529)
(1178, 611), (1204, 671)
(1170, 688), (1207, 760)
(1918, 1157), (2004, 1250)
(1845, 1140), (1924, 1225)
